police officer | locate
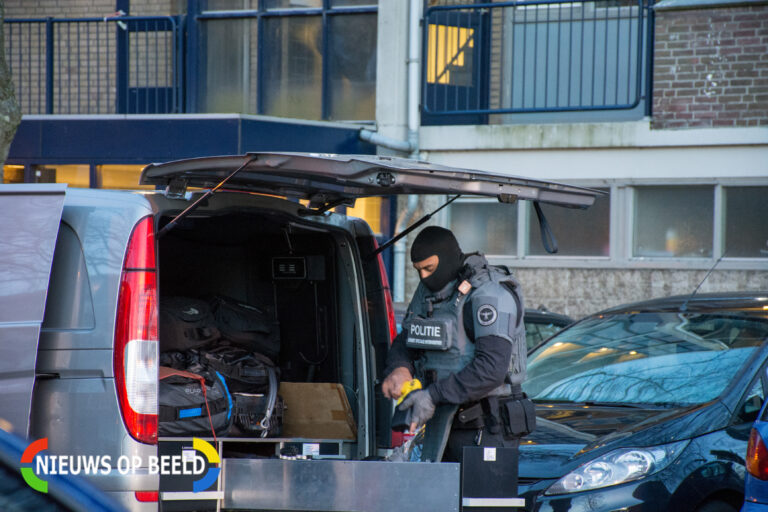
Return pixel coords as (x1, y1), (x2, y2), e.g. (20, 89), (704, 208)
(382, 226), (528, 462)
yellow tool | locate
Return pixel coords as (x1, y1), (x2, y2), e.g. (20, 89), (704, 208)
(396, 379), (422, 405)
(392, 379), (422, 431)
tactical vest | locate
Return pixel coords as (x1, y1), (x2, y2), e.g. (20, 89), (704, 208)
(404, 254), (527, 391)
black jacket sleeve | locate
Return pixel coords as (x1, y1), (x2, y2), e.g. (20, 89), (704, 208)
(427, 334), (512, 405)
(384, 329), (416, 377)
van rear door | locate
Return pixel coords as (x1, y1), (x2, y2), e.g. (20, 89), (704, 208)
(139, 152), (601, 209)
(0, 184), (66, 437)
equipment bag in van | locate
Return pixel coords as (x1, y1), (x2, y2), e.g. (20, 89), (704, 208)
(158, 366), (233, 437)
(201, 344), (278, 394)
(209, 295), (280, 361)
(160, 297), (220, 352)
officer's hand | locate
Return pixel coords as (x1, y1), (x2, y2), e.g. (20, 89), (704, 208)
(382, 367), (413, 399)
(400, 389), (436, 434)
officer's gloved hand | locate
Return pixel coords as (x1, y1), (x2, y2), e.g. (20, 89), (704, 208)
(400, 389), (436, 433)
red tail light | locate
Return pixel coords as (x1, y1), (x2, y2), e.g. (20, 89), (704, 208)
(374, 242), (397, 343)
(747, 428), (768, 480)
(135, 491), (159, 502)
(114, 216), (158, 445)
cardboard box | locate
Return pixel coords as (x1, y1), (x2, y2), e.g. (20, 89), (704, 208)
(278, 382), (357, 440)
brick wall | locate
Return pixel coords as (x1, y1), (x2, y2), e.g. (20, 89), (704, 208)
(4, 0), (180, 115)
(653, 4), (768, 129)
(513, 267), (768, 318)
(4, 1), (179, 18)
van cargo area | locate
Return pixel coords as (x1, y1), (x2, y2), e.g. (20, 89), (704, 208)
(157, 207), (365, 454)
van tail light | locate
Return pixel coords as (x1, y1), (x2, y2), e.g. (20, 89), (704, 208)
(135, 491), (159, 502)
(747, 428), (768, 480)
(114, 216), (158, 445)
(373, 241), (397, 343)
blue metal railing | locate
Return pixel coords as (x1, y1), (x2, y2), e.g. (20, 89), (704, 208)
(5, 16), (183, 115)
(422, 0), (652, 117)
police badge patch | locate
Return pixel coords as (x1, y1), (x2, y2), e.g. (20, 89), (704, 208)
(477, 305), (497, 326)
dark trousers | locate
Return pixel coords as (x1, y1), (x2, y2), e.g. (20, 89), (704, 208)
(442, 425), (520, 463)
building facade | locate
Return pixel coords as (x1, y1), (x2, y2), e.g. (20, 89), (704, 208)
(4, 0), (767, 317)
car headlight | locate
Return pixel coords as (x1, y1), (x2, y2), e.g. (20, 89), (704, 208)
(545, 440), (689, 495)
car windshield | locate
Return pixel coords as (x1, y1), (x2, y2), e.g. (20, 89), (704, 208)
(524, 312), (768, 406)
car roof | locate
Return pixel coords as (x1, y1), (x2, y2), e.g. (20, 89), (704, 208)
(594, 291), (768, 316)
(523, 308), (573, 325)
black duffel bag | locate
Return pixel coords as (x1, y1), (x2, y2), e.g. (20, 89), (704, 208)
(209, 295), (280, 361)
(200, 344), (278, 394)
(160, 297), (220, 352)
(158, 366), (233, 437)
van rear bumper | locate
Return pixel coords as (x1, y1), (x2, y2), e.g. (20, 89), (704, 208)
(222, 459), (460, 511)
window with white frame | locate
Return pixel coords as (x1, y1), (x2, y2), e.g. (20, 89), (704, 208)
(633, 186), (714, 259)
(724, 186), (768, 258)
(448, 199), (517, 256)
(526, 190), (610, 256)
(444, 184), (766, 266)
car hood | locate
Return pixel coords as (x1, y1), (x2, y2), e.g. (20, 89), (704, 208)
(519, 401), (731, 479)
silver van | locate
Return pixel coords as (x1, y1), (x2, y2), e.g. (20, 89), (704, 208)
(0, 153), (599, 511)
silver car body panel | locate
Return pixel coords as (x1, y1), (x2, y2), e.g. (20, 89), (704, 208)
(0, 184), (66, 436)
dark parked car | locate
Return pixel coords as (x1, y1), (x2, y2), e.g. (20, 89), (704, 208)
(0, 427), (125, 512)
(394, 303), (573, 350)
(743, 396), (768, 511)
(520, 292), (768, 512)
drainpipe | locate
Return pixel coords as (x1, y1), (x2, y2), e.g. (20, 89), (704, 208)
(407, 0), (422, 160)
(362, 0), (423, 301)
(393, 0), (424, 302)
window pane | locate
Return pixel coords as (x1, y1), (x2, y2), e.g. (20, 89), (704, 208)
(633, 186), (713, 258)
(331, 0), (378, 6)
(97, 165), (154, 190)
(527, 189), (610, 256)
(201, 19), (252, 113)
(328, 14), (377, 120)
(449, 201), (517, 255)
(205, 0), (256, 10)
(263, 16), (322, 119)
(264, 0), (323, 9)
(725, 187), (768, 258)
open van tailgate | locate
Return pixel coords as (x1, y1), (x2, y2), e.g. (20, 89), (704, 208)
(221, 459), (460, 511)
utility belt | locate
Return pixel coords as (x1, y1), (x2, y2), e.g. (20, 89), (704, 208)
(454, 387), (536, 439)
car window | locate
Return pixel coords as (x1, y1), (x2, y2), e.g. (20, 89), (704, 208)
(525, 321), (566, 351)
(525, 313), (768, 406)
(737, 378), (765, 424)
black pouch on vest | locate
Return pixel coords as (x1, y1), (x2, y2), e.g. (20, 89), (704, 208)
(499, 394), (536, 439)
(455, 402), (485, 430)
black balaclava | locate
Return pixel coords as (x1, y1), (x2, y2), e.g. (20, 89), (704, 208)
(411, 226), (464, 292)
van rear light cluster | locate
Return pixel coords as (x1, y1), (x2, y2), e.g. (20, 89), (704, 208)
(114, 216), (158, 445)
(747, 428), (768, 480)
(373, 240), (398, 344)
(135, 491), (159, 502)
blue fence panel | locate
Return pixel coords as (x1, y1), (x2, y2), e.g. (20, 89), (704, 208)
(422, 0), (651, 118)
(4, 16), (182, 115)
